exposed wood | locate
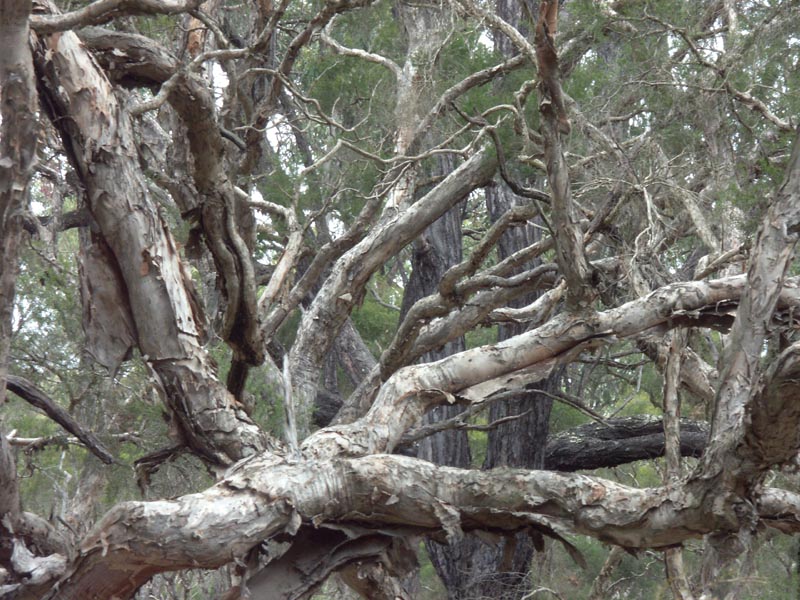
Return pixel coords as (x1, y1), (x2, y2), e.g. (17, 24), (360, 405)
(3, 3), (800, 598)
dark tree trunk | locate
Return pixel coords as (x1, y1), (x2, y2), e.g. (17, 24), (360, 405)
(440, 4), (561, 596)
(451, 182), (558, 600)
(395, 156), (477, 595)
(404, 158), (558, 599)
(403, 200), (470, 471)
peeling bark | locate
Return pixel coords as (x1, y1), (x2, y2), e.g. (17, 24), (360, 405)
(4, 4), (800, 599)
(36, 450), (800, 599)
(78, 26), (264, 373)
(304, 274), (799, 461)
(78, 230), (137, 375)
(701, 128), (800, 492)
(32, 4), (271, 467)
(535, 1), (592, 310)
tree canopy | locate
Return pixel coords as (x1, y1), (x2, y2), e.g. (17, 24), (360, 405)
(1, 0), (800, 598)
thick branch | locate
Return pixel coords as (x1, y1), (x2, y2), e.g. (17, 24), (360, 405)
(289, 147), (498, 436)
(30, 0), (201, 33)
(703, 128), (800, 489)
(33, 7), (271, 467)
(545, 416), (708, 472)
(80, 27), (265, 369)
(306, 274), (797, 460)
(36, 451), (800, 599)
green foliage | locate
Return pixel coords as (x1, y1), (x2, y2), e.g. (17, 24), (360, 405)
(468, 427), (488, 467)
(351, 287), (399, 356)
(548, 398), (590, 435)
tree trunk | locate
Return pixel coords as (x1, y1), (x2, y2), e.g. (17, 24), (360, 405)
(409, 176), (559, 598)
(395, 155), (476, 594)
(455, 182), (558, 600)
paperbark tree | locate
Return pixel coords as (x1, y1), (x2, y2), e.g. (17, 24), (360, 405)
(2, 1), (800, 599)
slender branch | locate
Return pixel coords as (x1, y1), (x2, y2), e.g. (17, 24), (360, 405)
(319, 28), (401, 77)
(662, 329), (696, 600)
(6, 375), (115, 464)
(535, 1), (592, 308)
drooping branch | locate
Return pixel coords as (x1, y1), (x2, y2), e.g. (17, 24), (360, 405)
(6, 375), (115, 465)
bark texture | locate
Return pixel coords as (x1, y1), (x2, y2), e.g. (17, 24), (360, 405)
(3, 3), (800, 599)
(32, 4), (270, 467)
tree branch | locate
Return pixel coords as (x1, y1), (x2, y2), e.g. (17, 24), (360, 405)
(30, 0), (201, 33)
(37, 450), (800, 598)
(6, 375), (116, 464)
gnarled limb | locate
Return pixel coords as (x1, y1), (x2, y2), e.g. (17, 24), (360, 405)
(305, 274), (798, 460)
(33, 449), (800, 599)
(79, 27), (265, 375)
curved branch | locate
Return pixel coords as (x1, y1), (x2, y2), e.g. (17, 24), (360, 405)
(6, 375), (115, 464)
(288, 146), (498, 436)
(36, 451), (800, 598)
(30, 0), (201, 33)
(305, 274), (800, 459)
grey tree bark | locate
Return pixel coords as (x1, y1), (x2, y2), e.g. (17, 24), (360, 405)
(3, 3), (800, 600)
